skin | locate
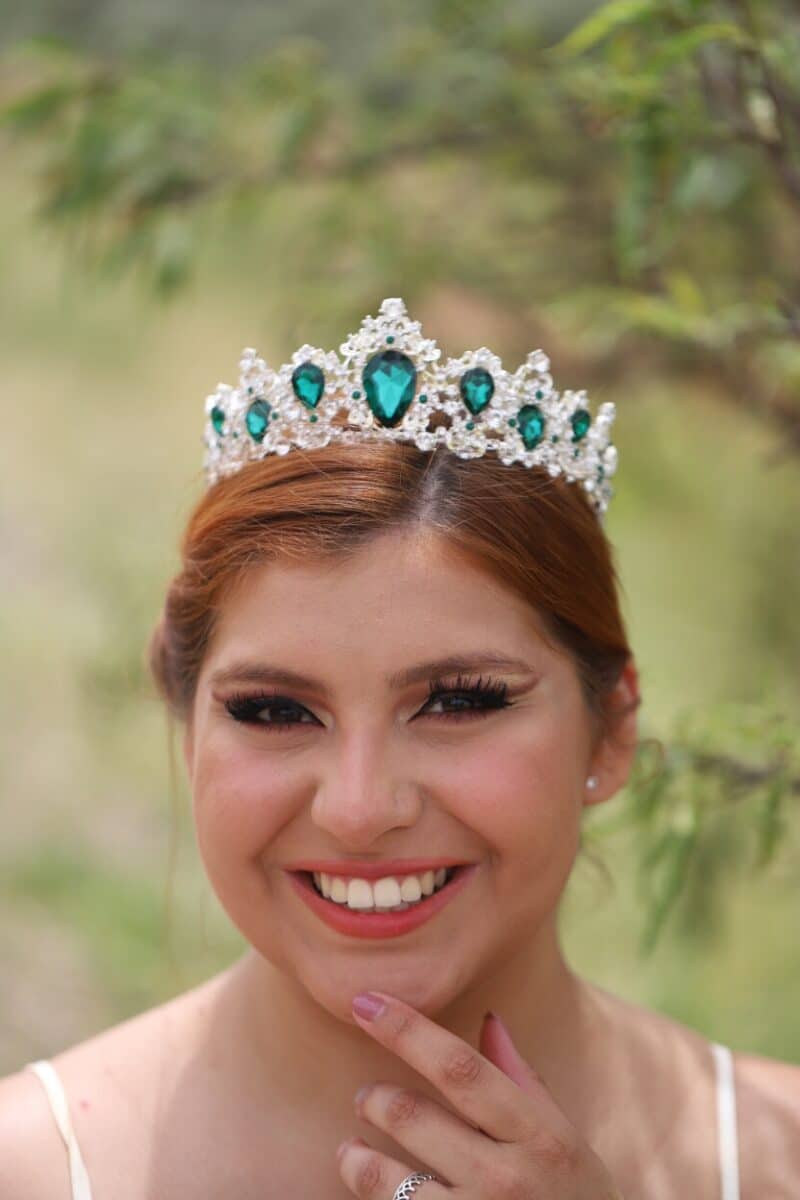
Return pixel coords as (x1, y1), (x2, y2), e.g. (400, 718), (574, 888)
(182, 524), (644, 1190)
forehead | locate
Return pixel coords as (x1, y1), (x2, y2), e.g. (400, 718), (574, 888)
(203, 530), (556, 685)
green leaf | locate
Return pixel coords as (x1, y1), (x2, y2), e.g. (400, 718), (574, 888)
(638, 829), (696, 955)
(607, 292), (716, 340)
(754, 774), (789, 869)
(664, 269), (708, 314)
(546, 0), (657, 60)
(644, 22), (756, 75)
(273, 98), (326, 173)
(1, 83), (78, 132)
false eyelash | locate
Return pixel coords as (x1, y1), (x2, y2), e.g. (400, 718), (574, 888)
(223, 672), (513, 729)
(425, 672), (510, 709)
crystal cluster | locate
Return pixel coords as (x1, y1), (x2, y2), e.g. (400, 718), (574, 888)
(202, 297), (618, 519)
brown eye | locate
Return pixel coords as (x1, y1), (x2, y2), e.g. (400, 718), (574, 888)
(224, 692), (320, 729)
(420, 673), (513, 721)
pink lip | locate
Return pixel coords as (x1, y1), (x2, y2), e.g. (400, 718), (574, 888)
(285, 863), (478, 940)
(285, 858), (472, 881)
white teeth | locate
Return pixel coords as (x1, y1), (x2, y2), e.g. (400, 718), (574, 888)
(311, 867), (454, 911)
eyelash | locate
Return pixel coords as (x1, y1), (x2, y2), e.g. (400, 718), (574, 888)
(222, 672), (514, 731)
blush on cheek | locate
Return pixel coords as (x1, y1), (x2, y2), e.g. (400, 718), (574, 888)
(195, 755), (290, 852)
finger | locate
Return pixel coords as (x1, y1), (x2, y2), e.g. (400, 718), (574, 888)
(351, 993), (545, 1143)
(354, 1081), (500, 1191)
(480, 1011), (547, 1089)
(338, 1135), (451, 1199)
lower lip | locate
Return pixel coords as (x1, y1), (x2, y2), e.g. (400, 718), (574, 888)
(285, 865), (478, 939)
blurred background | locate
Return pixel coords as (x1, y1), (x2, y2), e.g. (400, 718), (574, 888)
(1, 0), (798, 1073)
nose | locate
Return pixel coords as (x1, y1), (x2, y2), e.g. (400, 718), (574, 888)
(309, 731), (424, 847)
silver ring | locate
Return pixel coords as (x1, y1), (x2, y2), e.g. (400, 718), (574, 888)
(392, 1171), (439, 1198)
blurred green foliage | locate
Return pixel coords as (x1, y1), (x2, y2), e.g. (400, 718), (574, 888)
(0, 0), (798, 1063)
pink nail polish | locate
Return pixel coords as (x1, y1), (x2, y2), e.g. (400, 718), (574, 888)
(352, 992), (386, 1021)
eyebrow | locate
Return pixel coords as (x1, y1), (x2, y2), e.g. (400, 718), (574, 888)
(209, 651), (537, 696)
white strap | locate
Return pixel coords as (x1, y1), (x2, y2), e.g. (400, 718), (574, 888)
(710, 1042), (740, 1200)
(24, 1060), (94, 1200)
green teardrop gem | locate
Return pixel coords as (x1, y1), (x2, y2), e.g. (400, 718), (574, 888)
(459, 367), (494, 416)
(362, 350), (417, 428)
(571, 408), (591, 441)
(246, 398), (271, 443)
(517, 404), (546, 450)
(211, 405), (225, 435)
(291, 361), (325, 409)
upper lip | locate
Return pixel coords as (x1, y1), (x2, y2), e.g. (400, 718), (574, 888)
(286, 859), (472, 880)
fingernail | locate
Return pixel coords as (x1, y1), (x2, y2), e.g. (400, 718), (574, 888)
(336, 1139), (350, 1162)
(352, 992), (387, 1021)
(495, 1012), (512, 1036)
(486, 1010), (514, 1042)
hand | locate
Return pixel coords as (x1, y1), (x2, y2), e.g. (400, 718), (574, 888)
(337, 991), (623, 1198)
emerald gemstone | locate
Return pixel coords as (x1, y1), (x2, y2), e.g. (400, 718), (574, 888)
(246, 399), (271, 443)
(386, 335), (395, 343)
(459, 367), (494, 416)
(535, 389), (544, 399)
(362, 350), (417, 427)
(517, 404), (546, 450)
(351, 390), (361, 399)
(466, 420), (474, 430)
(211, 405), (225, 435)
(571, 409), (591, 441)
(291, 361), (325, 409)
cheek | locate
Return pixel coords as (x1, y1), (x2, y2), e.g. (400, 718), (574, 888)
(453, 711), (582, 872)
(191, 740), (293, 876)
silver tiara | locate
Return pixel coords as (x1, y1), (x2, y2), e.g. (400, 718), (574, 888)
(202, 297), (618, 517)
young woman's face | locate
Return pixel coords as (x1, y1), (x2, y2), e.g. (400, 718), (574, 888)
(185, 528), (628, 1019)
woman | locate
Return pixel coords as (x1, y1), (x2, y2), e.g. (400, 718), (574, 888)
(1, 299), (797, 1199)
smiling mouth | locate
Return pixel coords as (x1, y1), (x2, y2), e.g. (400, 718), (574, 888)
(298, 865), (462, 913)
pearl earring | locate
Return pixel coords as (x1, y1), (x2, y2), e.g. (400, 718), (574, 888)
(586, 775), (599, 790)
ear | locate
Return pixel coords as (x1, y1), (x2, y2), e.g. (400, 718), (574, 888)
(584, 657), (640, 807)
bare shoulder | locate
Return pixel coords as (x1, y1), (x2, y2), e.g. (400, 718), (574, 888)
(584, 981), (800, 1198)
(733, 1049), (800, 1199)
(0, 1066), (74, 1200)
(0, 969), (230, 1200)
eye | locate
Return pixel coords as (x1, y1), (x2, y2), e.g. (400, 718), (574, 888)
(420, 673), (514, 722)
(223, 692), (320, 730)
(222, 673), (515, 731)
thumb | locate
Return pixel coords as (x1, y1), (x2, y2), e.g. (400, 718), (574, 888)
(480, 1010), (547, 1092)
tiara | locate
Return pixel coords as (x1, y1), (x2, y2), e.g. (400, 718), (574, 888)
(202, 297), (618, 518)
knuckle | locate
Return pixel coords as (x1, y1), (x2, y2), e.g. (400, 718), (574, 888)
(527, 1126), (582, 1174)
(385, 1087), (424, 1126)
(353, 1151), (388, 1198)
(385, 1007), (417, 1046)
(491, 1163), (538, 1200)
(437, 1046), (484, 1088)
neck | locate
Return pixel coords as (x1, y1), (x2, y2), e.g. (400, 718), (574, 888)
(200, 921), (621, 1147)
